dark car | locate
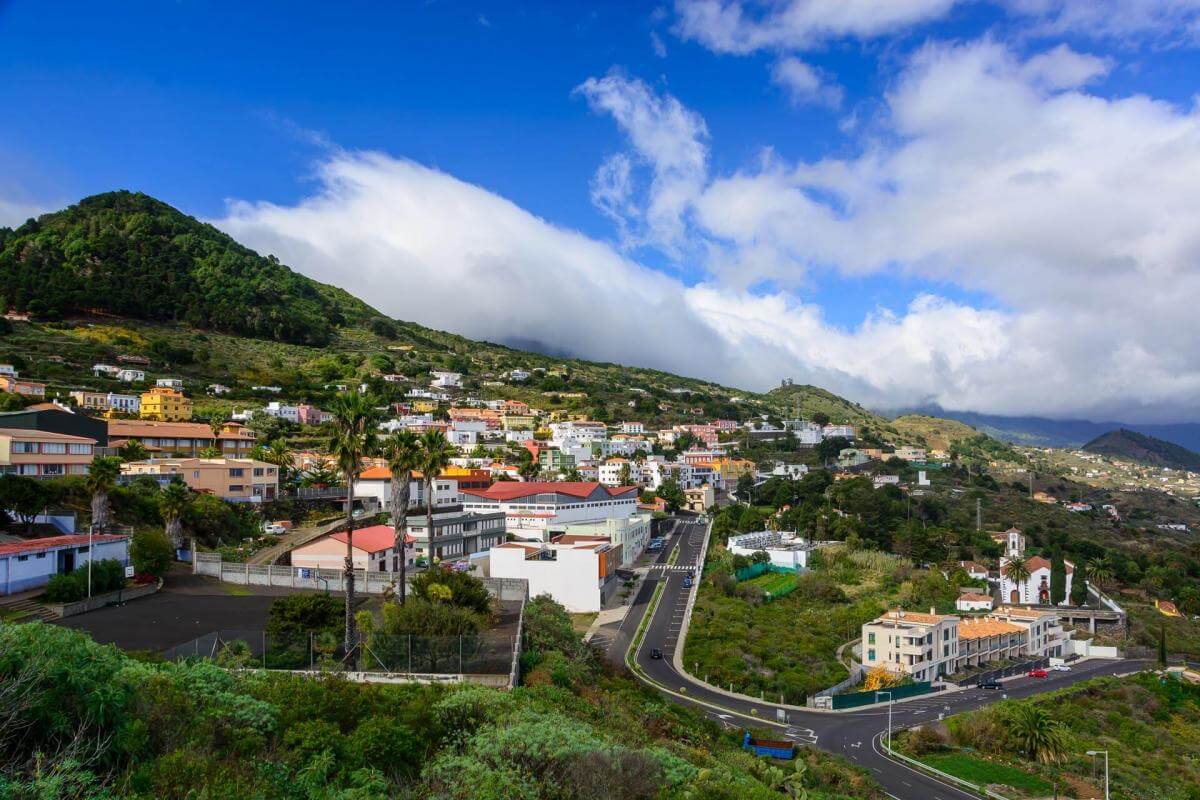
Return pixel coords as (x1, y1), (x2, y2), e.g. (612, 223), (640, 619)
(682, 576), (693, 588)
(650, 647), (663, 659)
(976, 679), (1002, 690)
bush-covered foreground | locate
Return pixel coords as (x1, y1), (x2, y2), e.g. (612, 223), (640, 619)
(0, 596), (884, 800)
(897, 672), (1200, 799)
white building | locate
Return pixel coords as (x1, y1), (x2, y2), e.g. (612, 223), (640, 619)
(956, 592), (994, 612)
(862, 608), (960, 683)
(431, 371), (463, 389)
(507, 369), (531, 382)
(999, 554), (1075, 606)
(893, 446), (927, 462)
(823, 424), (856, 439)
(262, 402), (300, 423)
(1, 534), (130, 595)
(619, 421), (645, 434)
(407, 388), (450, 401)
(156, 378), (184, 389)
(790, 421), (824, 446)
(207, 384), (231, 395)
(726, 530), (816, 570)
(771, 463), (810, 480)
(251, 385), (283, 393)
(93, 364), (120, 378)
(0, 364), (17, 378)
(462, 481), (639, 540)
(598, 457), (642, 487)
(115, 369), (145, 383)
(556, 514), (651, 567)
(353, 466), (460, 510)
(489, 536), (623, 612)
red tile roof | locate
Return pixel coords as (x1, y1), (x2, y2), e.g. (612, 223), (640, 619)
(461, 481), (638, 502)
(0, 534), (127, 557)
(330, 525), (401, 554)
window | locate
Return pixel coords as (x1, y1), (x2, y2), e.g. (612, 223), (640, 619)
(229, 468), (245, 477)
(867, 649), (875, 661)
(11, 441), (34, 453)
(46, 442), (69, 454)
(229, 484), (245, 492)
(36, 552), (45, 558)
(68, 443), (92, 455)
(867, 633), (875, 645)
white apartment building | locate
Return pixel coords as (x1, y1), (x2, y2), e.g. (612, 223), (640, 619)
(641, 459), (698, 490)
(619, 421), (645, 434)
(116, 369), (145, 382)
(823, 424), (856, 439)
(595, 438), (644, 458)
(893, 446), (927, 461)
(555, 514), (651, 567)
(156, 378), (184, 389)
(862, 609), (960, 683)
(772, 463), (810, 479)
(263, 401), (300, 423)
(598, 457), (642, 487)
(462, 481), (639, 540)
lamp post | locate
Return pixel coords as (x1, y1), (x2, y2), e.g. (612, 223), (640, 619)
(87, 522), (97, 599)
(1086, 750), (1109, 800)
(875, 690), (894, 752)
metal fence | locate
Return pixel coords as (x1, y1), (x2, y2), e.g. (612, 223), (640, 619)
(162, 628), (520, 684)
(829, 680), (936, 710)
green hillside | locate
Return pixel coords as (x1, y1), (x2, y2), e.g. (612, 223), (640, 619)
(1083, 428), (1200, 472)
(0, 191), (380, 346)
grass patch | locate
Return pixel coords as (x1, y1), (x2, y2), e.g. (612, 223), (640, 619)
(920, 752), (1054, 795)
(746, 571), (798, 596)
(221, 583), (252, 596)
(569, 612), (598, 634)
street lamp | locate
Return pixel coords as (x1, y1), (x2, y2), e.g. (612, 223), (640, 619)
(87, 522), (97, 599)
(1086, 750), (1109, 800)
(875, 690), (894, 752)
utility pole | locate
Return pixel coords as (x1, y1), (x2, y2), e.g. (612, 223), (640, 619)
(976, 498), (981, 531)
(875, 691), (894, 752)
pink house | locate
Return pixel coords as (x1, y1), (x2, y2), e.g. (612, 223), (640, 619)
(296, 404), (331, 426)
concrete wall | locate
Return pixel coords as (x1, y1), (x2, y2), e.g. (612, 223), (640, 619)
(48, 579), (160, 617)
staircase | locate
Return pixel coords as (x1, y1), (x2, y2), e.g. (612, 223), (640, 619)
(0, 596), (59, 623)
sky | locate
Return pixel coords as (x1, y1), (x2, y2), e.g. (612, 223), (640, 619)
(3, 1), (1200, 423)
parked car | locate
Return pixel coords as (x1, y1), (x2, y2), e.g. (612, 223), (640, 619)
(682, 576), (693, 588)
(1052, 664), (1071, 672)
(263, 523), (287, 535)
(1027, 668), (1048, 679)
(976, 679), (1002, 690)
(650, 647), (663, 660)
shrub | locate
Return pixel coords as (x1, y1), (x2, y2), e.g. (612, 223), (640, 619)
(43, 572), (85, 602)
(130, 527), (173, 577)
(410, 569), (492, 616)
(43, 559), (125, 602)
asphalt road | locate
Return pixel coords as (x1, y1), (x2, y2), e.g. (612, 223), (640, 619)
(611, 516), (1148, 800)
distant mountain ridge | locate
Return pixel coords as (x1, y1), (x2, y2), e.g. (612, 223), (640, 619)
(1082, 428), (1200, 472)
(884, 405), (1200, 452)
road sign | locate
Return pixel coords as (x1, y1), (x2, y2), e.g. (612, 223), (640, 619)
(124, 565), (134, 578)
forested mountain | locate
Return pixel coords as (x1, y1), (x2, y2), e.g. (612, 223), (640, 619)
(1083, 428), (1200, 472)
(0, 191), (382, 345)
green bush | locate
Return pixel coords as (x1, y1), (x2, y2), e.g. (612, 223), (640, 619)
(131, 528), (173, 577)
(43, 559), (126, 602)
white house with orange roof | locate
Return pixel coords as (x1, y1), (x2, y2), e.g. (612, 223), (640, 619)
(996, 528), (1075, 606)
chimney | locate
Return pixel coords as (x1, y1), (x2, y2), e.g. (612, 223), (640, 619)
(930, 607), (936, 616)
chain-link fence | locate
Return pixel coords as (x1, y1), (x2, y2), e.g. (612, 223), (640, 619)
(161, 628), (518, 678)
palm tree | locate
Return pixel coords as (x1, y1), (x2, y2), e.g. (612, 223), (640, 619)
(328, 391), (379, 650)
(1086, 557), (1114, 589)
(198, 446), (223, 458)
(264, 438), (294, 485)
(85, 456), (122, 532)
(1003, 558), (1032, 602)
(159, 478), (191, 550)
(382, 430), (421, 604)
(116, 440), (148, 462)
(1004, 705), (1067, 764)
(418, 429), (455, 572)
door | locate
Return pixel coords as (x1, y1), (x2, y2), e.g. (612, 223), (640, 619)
(1010, 589), (1019, 603)
(59, 549), (75, 574)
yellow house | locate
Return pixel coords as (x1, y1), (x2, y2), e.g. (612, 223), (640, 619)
(411, 400), (438, 413)
(139, 387), (193, 421)
(502, 413), (536, 431)
(713, 457), (756, 486)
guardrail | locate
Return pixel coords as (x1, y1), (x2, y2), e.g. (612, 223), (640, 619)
(879, 735), (1012, 800)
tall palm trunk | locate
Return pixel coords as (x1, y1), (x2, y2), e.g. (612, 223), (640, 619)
(425, 475), (435, 567)
(390, 471), (411, 603)
(344, 480), (357, 651)
(92, 489), (109, 532)
(165, 515), (182, 549)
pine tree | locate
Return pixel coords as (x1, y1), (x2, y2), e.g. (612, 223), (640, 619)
(1050, 548), (1066, 605)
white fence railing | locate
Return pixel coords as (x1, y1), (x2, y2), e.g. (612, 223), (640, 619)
(880, 736), (1011, 800)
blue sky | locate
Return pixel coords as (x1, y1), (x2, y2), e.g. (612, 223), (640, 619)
(4, 1), (1200, 421)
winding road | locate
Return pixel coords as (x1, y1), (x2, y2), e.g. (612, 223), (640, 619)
(606, 516), (1145, 800)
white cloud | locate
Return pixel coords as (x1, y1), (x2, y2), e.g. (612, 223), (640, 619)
(1005, 0), (1200, 44)
(215, 39), (1200, 423)
(771, 56), (844, 107)
(574, 74), (709, 252)
(650, 31), (668, 58)
(684, 38), (1200, 419)
(673, 0), (962, 54)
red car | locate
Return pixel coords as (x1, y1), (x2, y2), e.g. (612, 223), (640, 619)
(1027, 668), (1048, 679)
